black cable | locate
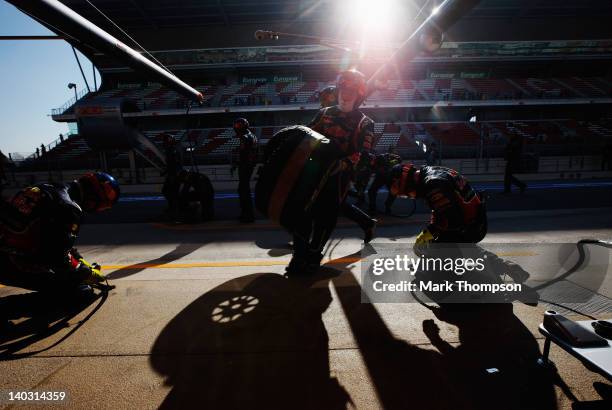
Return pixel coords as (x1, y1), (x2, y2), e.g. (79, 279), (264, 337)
(409, 239), (612, 320)
(84, 0), (172, 74)
(532, 239), (612, 292)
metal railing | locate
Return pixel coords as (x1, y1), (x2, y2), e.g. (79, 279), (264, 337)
(8, 132), (78, 165)
(50, 88), (90, 116)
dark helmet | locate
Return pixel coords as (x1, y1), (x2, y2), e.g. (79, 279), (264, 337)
(389, 163), (416, 198)
(76, 172), (120, 212)
(233, 118), (250, 134)
(318, 86), (337, 108)
(336, 69), (367, 107)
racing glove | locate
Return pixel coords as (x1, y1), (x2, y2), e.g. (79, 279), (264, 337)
(414, 229), (435, 254)
(68, 249), (104, 284)
(78, 258), (105, 285)
(415, 229), (435, 246)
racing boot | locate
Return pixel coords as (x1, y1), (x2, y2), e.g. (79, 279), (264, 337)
(305, 249), (324, 274)
(285, 255), (309, 276)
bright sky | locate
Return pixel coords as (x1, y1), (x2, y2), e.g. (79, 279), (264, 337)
(0, 1), (98, 157)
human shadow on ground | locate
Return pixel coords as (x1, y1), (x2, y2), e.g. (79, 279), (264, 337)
(253, 235), (293, 257)
(105, 242), (205, 280)
(329, 253), (455, 409)
(422, 304), (557, 409)
(329, 251), (557, 410)
(0, 290), (103, 360)
(150, 270), (351, 409)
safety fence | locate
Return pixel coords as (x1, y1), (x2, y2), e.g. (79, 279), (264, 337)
(2, 155), (610, 193)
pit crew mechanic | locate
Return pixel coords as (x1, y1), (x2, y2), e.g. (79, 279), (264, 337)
(0, 172), (120, 293)
(388, 163), (487, 245)
(231, 118), (259, 223)
(288, 69), (377, 274)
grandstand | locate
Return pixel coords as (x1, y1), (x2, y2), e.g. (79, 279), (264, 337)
(8, 0), (612, 182)
(16, 118), (610, 175)
(48, 75), (612, 117)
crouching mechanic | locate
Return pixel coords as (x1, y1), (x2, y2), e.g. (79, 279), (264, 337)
(389, 164), (487, 246)
(0, 172), (120, 294)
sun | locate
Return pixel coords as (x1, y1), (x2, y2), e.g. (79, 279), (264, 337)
(351, 0), (397, 22)
(342, 0), (408, 46)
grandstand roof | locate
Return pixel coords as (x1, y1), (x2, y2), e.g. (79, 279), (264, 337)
(52, 0), (612, 73)
(60, 0), (612, 30)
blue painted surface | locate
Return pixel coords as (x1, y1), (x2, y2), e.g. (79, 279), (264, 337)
(118, 180), (612, 202)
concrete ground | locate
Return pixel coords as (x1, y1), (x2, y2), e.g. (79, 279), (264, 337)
(1, 183), (612, 409)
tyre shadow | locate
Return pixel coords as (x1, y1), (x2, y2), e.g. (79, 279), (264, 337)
(150, 271), (351, 409)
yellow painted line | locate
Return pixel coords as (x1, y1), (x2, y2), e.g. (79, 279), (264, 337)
(103, 257), (361, 271)
(101, 252), (539, 271)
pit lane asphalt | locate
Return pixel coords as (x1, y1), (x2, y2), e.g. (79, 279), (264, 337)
(1, 182), (611, 409)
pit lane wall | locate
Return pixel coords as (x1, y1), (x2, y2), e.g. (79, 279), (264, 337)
(3, 156), (611, 196)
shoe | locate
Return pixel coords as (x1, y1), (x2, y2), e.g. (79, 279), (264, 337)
(286, 250), (323, 276)
(306, 250), (324, 273)
(239, 216), (255, 223)
(363, 219), (378, 244)
(368, 208), (378, 217)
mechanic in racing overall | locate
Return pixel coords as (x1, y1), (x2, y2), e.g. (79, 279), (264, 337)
(316, 82), (378, 239)
(231, 118), (258, 223)
(318, 85), (371, 205)
(287, 69), (376, 274)
(368, 145), (402, 215)
(0, 172), (120, 293)
(388, 164), (532, 290)
(388, 163), (487, 246)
